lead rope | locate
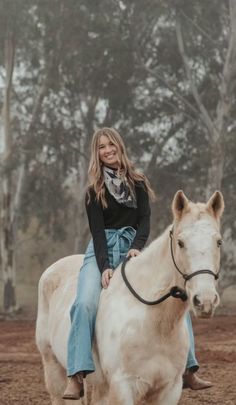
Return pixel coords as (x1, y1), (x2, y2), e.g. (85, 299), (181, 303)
(121, 257), (188, 305)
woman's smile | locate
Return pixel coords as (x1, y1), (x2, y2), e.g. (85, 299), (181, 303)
(98, 135), (119, 168)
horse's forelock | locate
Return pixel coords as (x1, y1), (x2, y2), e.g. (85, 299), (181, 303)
(176, 201), (220, 227)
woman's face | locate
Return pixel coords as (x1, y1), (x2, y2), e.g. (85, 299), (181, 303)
(98, 135), (119, 168)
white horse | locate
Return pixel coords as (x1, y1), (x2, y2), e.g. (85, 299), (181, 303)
(36, 190), (224, 405)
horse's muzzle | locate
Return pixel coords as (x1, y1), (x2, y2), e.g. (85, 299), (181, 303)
(192, 293), (220, 318)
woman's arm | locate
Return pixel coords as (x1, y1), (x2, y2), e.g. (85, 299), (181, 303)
(85, 188), (111, 273)
(130, 183), (151, 251)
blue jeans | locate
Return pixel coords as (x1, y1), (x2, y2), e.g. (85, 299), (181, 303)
(67, 226), (136, 376)
(185, 313), (199, 371)
(66, 227), (198, 376)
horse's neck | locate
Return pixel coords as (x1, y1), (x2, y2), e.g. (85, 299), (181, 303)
(127, 227), (174, 291)
(126, 226), (187, 327)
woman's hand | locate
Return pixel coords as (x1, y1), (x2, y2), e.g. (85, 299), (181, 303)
(102, 268), (113, 289)
(127, 249), (140, 258)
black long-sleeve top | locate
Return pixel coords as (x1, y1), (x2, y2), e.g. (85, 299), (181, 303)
(85, 182), (151, 273)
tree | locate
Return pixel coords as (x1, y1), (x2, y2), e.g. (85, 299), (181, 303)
(0, 0), (235, 313)
(1, 14), (16, 311)
(176, 0), (236, 197)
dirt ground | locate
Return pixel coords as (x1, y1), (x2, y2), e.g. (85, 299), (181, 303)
(0, 316), (236, 405)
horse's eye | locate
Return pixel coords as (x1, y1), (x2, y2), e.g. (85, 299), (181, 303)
(178, 239), (184, 248)
(217, 239), (223, 247)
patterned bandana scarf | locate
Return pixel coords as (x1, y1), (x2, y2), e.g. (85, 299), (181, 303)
(103, 166), (137, 208)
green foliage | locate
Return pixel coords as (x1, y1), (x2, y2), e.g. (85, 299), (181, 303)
(0, 0), (235, 267)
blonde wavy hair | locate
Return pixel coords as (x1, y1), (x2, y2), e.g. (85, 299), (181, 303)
(87, 127), (156, 208)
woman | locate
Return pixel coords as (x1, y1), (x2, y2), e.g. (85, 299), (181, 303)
(63, 128), (211, 400)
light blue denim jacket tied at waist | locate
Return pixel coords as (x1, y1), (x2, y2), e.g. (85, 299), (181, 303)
(105, 226), (136, 270)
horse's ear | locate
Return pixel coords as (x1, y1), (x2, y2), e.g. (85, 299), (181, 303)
(172, 190), (189, 220)
(206, 191), (224, 219)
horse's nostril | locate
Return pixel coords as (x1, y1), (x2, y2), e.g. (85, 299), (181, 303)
(193, 295), (201, 307)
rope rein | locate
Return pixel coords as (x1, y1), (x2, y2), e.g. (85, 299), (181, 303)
(121, 257), (188, 305)
(121, 228), (219, 306)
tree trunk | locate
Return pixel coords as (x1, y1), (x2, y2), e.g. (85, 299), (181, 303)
(74, 96), (98, 253)
(1, 178), (16, 311)
(176, 0), (236, 199)
(206, 135), (225, 197)
(74, 152), (90, 253)
(1, 30), (16, 312)
(206, 0), (236, 197)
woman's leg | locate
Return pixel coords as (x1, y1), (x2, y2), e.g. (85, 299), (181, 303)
(183, 313), (212, 390)
(67, 254), (102, 376)
(185, 313), (199, 372)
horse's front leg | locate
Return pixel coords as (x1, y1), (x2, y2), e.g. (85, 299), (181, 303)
(108, 374), (135, 405)
(156, 377), (182, 405)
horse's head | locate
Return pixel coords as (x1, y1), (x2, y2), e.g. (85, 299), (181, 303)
(171, 190), (224, 318)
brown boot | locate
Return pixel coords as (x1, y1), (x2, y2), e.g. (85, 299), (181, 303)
(183, 370), (213, 390)
(62, 373), (84, 400)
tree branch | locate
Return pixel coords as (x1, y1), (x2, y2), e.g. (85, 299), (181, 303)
(223, 1), (236, 85)
(134, 47), (200, 118)
(2, 30), (15, 158)
(175, 16), (216, 137)
(179, 10), (218, 45)
(215, 0), (236, 134)
(11, 163), (25, 225)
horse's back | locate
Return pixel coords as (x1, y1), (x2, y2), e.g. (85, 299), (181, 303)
(36, 254), (84, 366)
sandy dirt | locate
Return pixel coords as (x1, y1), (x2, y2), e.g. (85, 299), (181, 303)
(0, 316), (236, 405)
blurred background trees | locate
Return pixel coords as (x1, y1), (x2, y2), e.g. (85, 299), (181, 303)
(0, 0), (235, 314)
